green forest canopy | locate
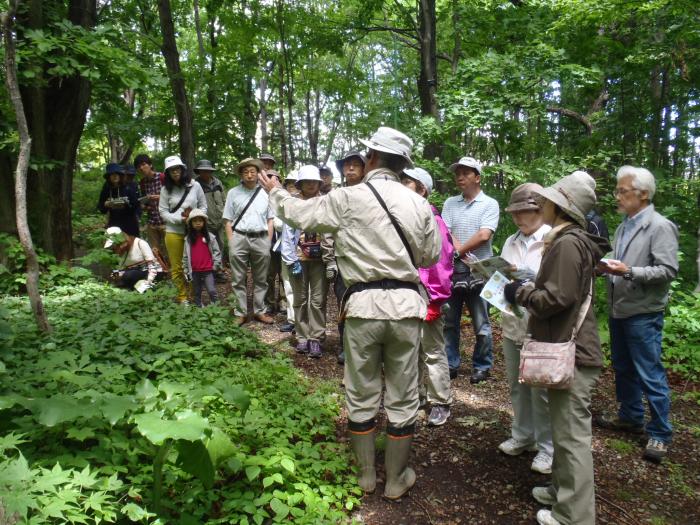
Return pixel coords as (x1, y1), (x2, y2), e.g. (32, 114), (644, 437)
(0, 0), (699, 263)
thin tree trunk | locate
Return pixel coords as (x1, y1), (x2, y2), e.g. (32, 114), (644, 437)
(158, 0), (195, 173)
(260, 75), (269, 153)
(2, 3), (51, 332)
(193, 0), (205, 62)
(277, 61), (289, 170)
(418, 0), (440, 159)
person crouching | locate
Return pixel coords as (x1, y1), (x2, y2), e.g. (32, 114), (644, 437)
(280, 165), (330, 358)
(183, 209), (222, 307)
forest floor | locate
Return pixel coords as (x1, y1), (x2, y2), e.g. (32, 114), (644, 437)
(219, 277), (700, 525)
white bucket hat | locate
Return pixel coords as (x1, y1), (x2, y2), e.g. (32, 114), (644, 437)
(359, 126), (414, 167)
(285, 170), (298, 182)
(449, 156), (482, 175)
(295, 165), (321, 188)
(402, 167), (433, 195)
(164, 155), (186, 172)
(186, 208), (208, 225)
(104, 226), (125, 248)
(534, 171), (597, 228)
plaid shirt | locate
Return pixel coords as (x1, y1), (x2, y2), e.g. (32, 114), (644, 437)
(139, 173), (165, 226)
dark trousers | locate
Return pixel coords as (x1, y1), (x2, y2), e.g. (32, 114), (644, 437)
(334, 271), (347, 351)
(119, 269), (147, 290)
(192, 271), (218, 306)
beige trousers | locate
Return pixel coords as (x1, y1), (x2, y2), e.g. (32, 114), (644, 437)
(549, 365), (601, 525)
(229, 234), (270, 316)
(289, 259), (327, 342)
(146, 224), (167, 261)
(418, 315), (453, 406)
(344, 317), (422, 428)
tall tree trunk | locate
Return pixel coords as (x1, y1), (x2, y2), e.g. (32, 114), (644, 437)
(158, 0), (195, 173)
(277, 61), (289, 170)
(259, 75), (269, 153)
(2, 2), (50, 332)
(417, 0), (440, 160)
(193, 0), (206, 62)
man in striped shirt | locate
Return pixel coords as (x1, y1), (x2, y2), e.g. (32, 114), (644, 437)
(441, 157), (500, 384)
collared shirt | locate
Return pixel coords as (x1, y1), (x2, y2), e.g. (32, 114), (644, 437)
(616, 204), (653, 259)
(441, 190), (500, 260)
(139, 174), (164, 226)
(222, 184), (273, 233)
(500, 224), (551, 342)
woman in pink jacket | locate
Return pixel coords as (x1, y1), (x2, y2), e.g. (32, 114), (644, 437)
(401, 168), (454, 426)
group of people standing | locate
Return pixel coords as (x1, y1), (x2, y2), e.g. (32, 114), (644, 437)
(98, 125), (679, 525)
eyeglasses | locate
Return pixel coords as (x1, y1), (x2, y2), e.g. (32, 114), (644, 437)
(613, 187), (637, 197)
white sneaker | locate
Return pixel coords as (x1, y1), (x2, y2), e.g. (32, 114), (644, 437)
(531, 451), (553, 474)
(537, 509), (562, 525)
(427, 405), (450, 426)
(532, 485), (556, 506)
(498, 438), (537, 456)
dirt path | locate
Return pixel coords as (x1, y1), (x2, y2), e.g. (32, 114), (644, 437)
(226, 279), (700, 525)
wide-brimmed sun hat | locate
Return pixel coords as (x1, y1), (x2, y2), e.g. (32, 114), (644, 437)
(295, 165), (321, 188)
(534, 171), (596, 228)
(505, 183), (544, 213)
(194, 159), (216, 172)
(164, 155), (186, 172)
(236, 157), (263, 174)
(359, 126), (413, 167)
(335, 150), (366, 174)
(259, 153), (276, 165)
(186, 208), (208, 224)
(402, 167), (433, 195)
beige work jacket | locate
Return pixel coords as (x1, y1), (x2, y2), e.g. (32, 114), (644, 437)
(269, 168), (441, 320)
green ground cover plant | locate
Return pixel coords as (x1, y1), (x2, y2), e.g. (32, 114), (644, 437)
(0, 282), (360, 524)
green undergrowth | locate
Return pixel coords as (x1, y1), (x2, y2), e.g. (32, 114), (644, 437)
(0, 282), (360, 524)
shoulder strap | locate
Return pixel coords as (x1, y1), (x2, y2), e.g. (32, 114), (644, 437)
(232, 186), (262, 231)
(169, 185), (192, 214)
(365, 181), (416, 267)
(571, 280), (593, 340)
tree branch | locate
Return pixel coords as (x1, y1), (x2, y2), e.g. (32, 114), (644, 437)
(546, 106), (593, 135)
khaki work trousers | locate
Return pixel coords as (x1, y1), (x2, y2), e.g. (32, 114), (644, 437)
(344, 317), (422, 428)
(280, 263), (295, 323)
(549, 365), (600, 525)
(418, 315), (453, 406)
(289, 259), (327, 342)
(229, 234), (270, 316)
(146, 224), (167, 262)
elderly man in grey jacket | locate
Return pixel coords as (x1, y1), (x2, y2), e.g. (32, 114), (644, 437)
(596, 165), (678, 463)
(258, 127), (441, 500)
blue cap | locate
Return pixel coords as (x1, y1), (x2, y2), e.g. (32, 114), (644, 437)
(106, 163), (124, 175)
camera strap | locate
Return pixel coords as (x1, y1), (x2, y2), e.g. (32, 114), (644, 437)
(365, 181), (416, 267)
(232, 186), (262, 232)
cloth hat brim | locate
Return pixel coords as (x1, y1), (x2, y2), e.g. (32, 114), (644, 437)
(534, 186), (587, 227)
(194, 166), (216, 173)
(505, 201), (540, 213)
(236, 158), (264, 174)
(449, 161), (481, 175)
(359, 138), (413, 168)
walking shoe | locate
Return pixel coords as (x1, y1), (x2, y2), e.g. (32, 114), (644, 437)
(337, 350), (345, 365)
(308, 340), (322, 358)
(536, 509), (562, 525)
(449, 368), (459, 380)
(498, 438), (537, 456)
(279, 322), (295, 333)
(530, 451), (553, 474)
(296, 341), (308, 354)
(427, 405), (450, 427)
(532, 485), (556, 506)
(643, 438), (668, 463)
(470, 369), (489, 384)
(254, 313), (274, 324)
(593, 413), (645, 434)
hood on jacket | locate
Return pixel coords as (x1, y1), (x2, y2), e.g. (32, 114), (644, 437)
(563, 225), (611, 265)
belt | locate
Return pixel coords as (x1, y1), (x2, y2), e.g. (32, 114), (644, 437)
(341, 278), (420, 312)
(234, 229), (267, 238)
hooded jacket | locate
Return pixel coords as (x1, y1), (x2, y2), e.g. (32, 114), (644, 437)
(516, 224), (610, 368)
(418, 206), (454, 304)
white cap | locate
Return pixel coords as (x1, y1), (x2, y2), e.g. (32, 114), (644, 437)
(359, 126), (414, 167)
(285, 170), (298, 182)
(164, 155), (186, 172)
(449, 156), (482, 175)
(402, 167), (433, 195)
(295, 165), (321, 184)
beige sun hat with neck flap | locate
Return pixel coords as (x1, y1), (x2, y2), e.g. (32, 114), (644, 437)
(359, 126), (414, 167)
(505, 183), (544, 212)
(534, 171), (596, 228)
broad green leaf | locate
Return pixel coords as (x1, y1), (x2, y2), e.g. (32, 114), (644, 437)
(216, 382), (250, 413)
(206, 428), (237, 466)
(176, 440), (215, 489)
(227, 457), (243, 473)
(269, 498), (289, 519)
(245, 465), (261, 482)
(280, 458), (295, 473)
(99, 394), (136, 425)
(135, 379), (158, 400)
(34, 395), (86, 427)
(121, 503), (156, 521)
(132, 410), (209, 445)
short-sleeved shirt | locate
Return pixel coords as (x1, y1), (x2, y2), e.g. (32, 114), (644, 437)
(441, 190), (500, 260)
(222, 185), (273, 233)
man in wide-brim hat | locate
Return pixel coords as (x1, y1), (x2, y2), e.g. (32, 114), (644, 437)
(257, 125), (441, 501)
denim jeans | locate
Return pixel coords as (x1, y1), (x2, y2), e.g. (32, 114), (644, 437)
(192, 271), (218, 307)
(609, 312), (672, 443)
(443, 287), (493, 372)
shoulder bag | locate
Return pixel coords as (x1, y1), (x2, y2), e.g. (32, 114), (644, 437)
(518, 281), (592, 390)
(168, 184), (192, 214)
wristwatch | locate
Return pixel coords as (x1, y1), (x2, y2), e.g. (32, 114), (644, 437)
(622, 269), (633, 281)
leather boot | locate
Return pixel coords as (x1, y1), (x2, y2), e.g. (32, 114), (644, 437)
(349, 430), (376, 493)
(383, 433), (416, 500)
